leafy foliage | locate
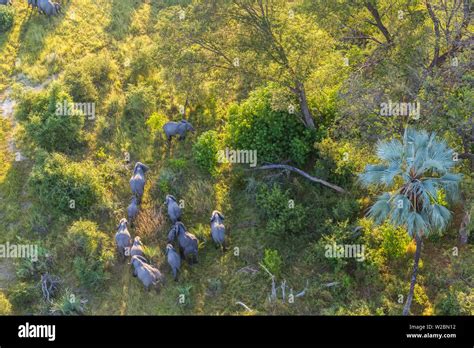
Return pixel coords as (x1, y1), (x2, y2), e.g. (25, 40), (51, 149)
(0, 5), (14, 32)
(29, 153), (106, 217)
(262, 249), (283, 277)
(192, 130), (219, 175)
(66, 221), (114, 289)
(227, 87), (316, 165)
(0, 291), (12, 314)
(256, 184), (309, 237)
(18, 83), (85, 154)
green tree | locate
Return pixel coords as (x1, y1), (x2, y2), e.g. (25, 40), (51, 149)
(156, 0), (341, 129)
(360, 128), (461, 315)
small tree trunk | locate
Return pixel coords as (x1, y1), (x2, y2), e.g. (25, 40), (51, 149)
(403, 234), (422, 315)
(294, 81), (315, 129)
(459, 209), (470, 245)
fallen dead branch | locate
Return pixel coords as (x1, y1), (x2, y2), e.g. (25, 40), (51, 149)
(255, 164), (346, 193)
(236, 301), (253, 312)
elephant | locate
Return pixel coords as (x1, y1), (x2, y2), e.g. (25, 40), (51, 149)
(170, 222), (198, 264)
(129, 162), (149, 204)
(115, 218), (131, 260)
(164, 194), (182, 223)
(38, 0), (61, 16)
(210, 210), (226, 251)
(167, 227), (176, 243)
(163, 120), (195, 142)
(0, 0), (12, 6)
(130, 255), (165, 292)
(127, 196), (139, 224)
(165, 244), (181, 281)
(130, 236), (145, 258)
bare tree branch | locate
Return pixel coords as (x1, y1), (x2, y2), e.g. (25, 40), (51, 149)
(255, 164), (346, 193)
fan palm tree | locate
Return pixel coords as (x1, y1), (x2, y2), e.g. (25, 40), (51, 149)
(359, 128), (462, 315)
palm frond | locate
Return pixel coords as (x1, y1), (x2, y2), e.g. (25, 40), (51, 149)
(433, 173), (462, 202)
(389, 194), (411, 227)
(359, 164), (388, 187)
(406, 211), (428, 238)
(429, 204), (452, 232)
(376, 139), (403, 165)
(367, 192), (391, 224)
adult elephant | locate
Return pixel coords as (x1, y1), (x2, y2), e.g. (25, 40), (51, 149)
(37, 0), (61, 16)
(129, 162), (149, 204)
(163, 120), (195, 142)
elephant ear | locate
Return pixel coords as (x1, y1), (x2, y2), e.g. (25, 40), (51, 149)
(133, 162), (140, 175)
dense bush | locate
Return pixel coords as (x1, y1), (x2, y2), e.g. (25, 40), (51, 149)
(0, 6), (14, 33)
(313, 137), (373, 188)
(192, 130), (219, 175)
(256, 184), (309, 237)
(146, 112), (168, 134)
(18, 83), (85, 154)
(29, 153), (105, 217)
(262, 249), (283, 277)
(124, 83), (156, 120)
(435, 287), (473, 315)
(63, 52), (119, 102)
(0, 291), (12, 314)
(227, 87), (316, 166)
(66, 220), (114, 289)
(50, 289), (85, 315)
(8, 282), (40, 310)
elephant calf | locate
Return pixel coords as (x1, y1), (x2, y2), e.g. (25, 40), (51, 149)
(164, 194), (182, 223)
(171, 222), (198, 265)
(130, 162), (149, 203)
(165, 244), (181, 281)
(210, 210), (226, 251)
(131, 255), (165, 292)
(130, 236), (145, 258)
(115, 218), (131, 260)
(127, 196), (139, 224)
(163, 120), (195, 142)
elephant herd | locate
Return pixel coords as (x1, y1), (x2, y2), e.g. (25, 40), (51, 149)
(0, 0), (61, 16)
(115, 121), (227, 292)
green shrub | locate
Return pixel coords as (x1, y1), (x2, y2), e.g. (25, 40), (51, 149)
(9, 282), (40, 310)
(66, 220), (114, 289)
(19, 83), (85, 154)
(262, 249), (283, 277)
(304, 220), (354, 272)
(0, 291), (12, 314)
(16, 246), (50, 280)
(192, 130), (219, 175)
(63, 52), (119, 102)
(227, 86), (316, 166)
(50, 289), (85, 315)
(124, 83), (156, 120)
(313, 137), (373, 188)
(256, 184), (309, 237)
(380, 223), (411, 260)
(0, 6), (14, 33)
(435, 287), (473, 315)
(29, 153), (105, 217)
(146, 112), (168, 134)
